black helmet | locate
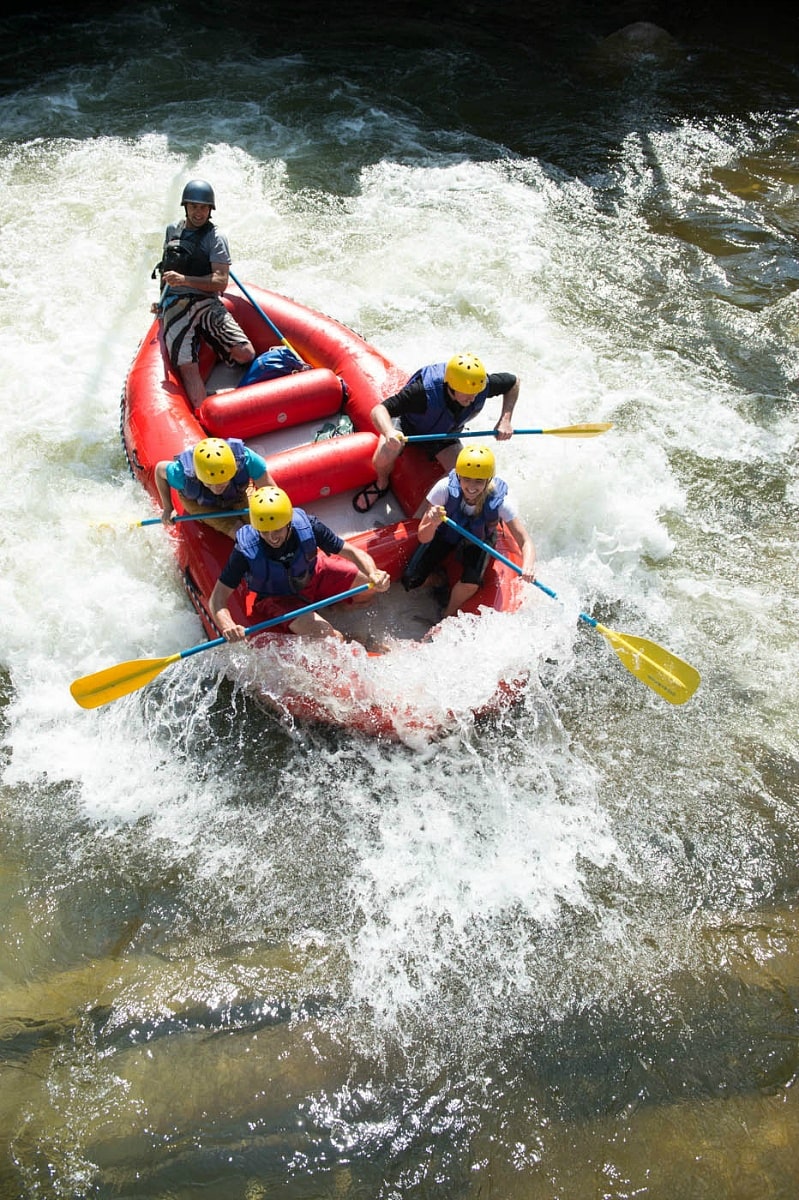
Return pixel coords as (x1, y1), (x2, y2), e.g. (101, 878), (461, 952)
(181, 179), (215, 209)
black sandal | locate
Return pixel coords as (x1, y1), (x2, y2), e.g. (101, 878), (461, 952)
(352, 481), (389, 513)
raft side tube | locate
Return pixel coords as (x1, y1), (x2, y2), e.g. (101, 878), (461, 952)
(221, 285), (408, 419)
(268, 431), (380, 506)
(196, 368), (346, 439)
(344, 519), (421, 577)
(122, 327), (205, 488)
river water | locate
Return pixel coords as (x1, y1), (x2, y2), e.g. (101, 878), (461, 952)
(1, 4), (798, 1197)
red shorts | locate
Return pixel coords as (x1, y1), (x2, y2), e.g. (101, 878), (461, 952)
(248, 552), (361, 630)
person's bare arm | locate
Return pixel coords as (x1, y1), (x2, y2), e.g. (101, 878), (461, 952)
(338, 544), (391, 591)
(506, 515), (536, 582)
(209, 579), (247, 641)
(154, 461), (176, 523)
(161, 261), (229, 295)
(494, 377), (520, 439)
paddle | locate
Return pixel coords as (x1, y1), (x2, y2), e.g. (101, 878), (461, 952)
(403, 422), (612, 442)
(229, 270), (306, 365)
(132, 509), (248, 528)
(442, 516), (700, 706)
(70, 583), (371, 710)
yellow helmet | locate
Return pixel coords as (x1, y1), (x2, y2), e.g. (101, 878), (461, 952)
(455, 444), (495, 480)
(249, 486), (293, 532)
(193, 438), (237, 485)
(444, 353), (487, 395)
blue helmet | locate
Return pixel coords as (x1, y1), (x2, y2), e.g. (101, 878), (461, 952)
(181, 179), (215, 209)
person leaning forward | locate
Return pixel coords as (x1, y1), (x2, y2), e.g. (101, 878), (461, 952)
(154, 437), (275, 538)
(402, 443), (535, 620)
(209, 486), (391, 641)
(152, 179), (255, 408)
(351, 352), (520, 514)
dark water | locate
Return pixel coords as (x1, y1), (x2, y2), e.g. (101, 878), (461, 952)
(0, 2), (798, 1197)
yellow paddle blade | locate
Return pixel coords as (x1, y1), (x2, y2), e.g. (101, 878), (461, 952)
(543, 422), (613, 437)
(595, 624), (700, 706)
(69, 653), (182, 710)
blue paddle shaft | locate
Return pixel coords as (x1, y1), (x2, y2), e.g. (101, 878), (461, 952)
(445, 516), (597, 626)
(442, 516), (598, 627)
(178, 583), (371, 661)
(229, 271), (304, 364)
(443, 516), (558, 601)
(139, 509), (248, 527)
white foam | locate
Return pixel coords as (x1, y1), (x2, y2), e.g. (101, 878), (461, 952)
(1, 97), (796, 1044)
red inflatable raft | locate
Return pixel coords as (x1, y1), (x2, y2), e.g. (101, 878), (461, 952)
(120, 282), (527, 737)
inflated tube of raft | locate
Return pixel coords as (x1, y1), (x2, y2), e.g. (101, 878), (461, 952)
(197, 368), (345, 439)
(269, 432), (379, 506)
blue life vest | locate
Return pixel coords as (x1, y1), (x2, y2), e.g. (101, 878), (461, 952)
(400, 362), (489, 437)
(234, 509), (318, 596)
(439, 471), (508, 545)
(177, 439), (250, 506)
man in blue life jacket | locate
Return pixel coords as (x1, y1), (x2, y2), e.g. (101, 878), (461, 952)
(154, 437), (275, 538)
(152, 179), (255, 407)
(351, 352), (520, 513)
(402, 444), (536, 619)
(209, 486), (391, 641)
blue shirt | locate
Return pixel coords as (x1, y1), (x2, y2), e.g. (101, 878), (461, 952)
(166, 446), (268, 491)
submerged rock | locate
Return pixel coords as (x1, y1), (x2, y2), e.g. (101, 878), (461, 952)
(588, 20), (683, 72)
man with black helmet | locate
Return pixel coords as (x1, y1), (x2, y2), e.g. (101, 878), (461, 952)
(153, 179), (255, 407)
